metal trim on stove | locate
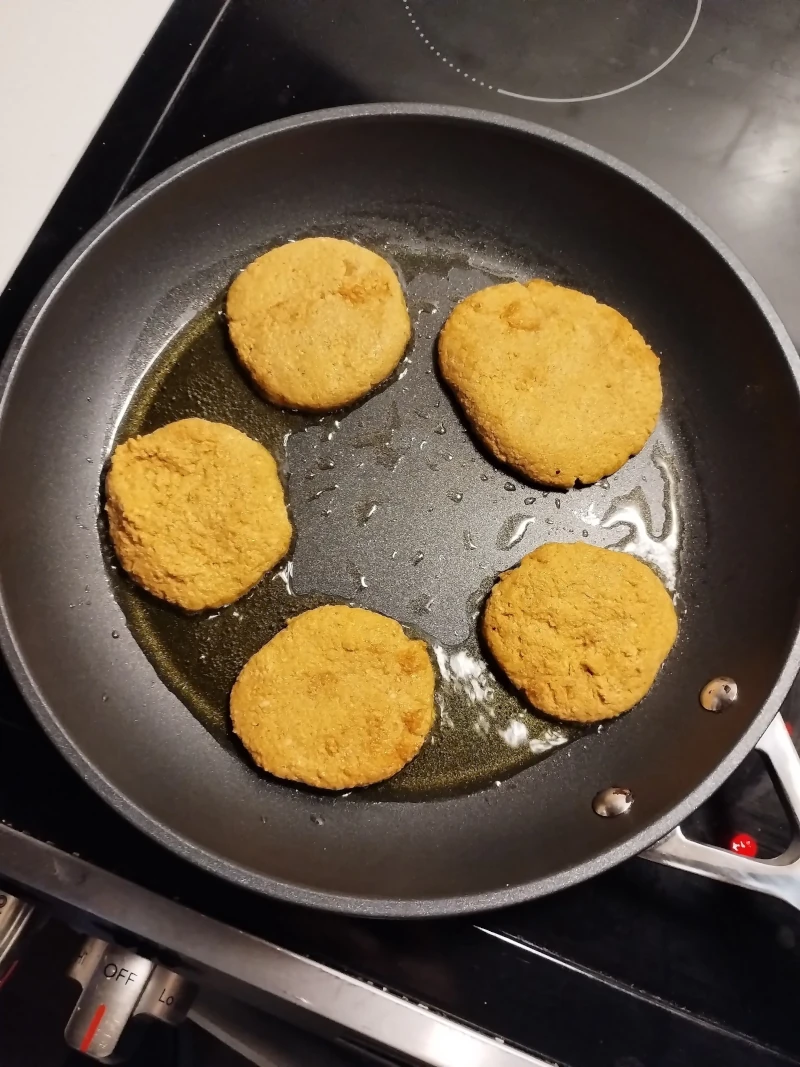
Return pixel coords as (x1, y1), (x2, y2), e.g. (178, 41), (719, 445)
(645, 713), (800, 909)
(4, 715), (800, 1065)
(188, 982), (554, 1067)
(188, 990), (365, 1067)
(0, 828), (551, 1066)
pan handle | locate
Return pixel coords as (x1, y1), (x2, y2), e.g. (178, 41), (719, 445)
(643, 714), (800, 910)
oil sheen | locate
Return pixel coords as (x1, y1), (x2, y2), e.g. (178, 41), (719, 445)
(106, 246), (682, 801)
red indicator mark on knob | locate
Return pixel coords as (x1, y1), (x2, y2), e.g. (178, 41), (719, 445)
(0, 959), (19, 991)
(80, 1003), (106, 1052)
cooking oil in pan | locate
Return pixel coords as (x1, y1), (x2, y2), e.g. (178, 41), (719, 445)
(600, 448), (681, 594)
(106, 248), (684, 801)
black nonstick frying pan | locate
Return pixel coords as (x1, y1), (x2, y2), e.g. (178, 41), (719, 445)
(2, 104), (800, 917)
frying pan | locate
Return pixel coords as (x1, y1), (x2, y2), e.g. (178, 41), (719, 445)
(2, 104), (800, 918)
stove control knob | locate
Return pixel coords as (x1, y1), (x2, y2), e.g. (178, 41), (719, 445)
(65, 937), (195, 1059)
(68, 936), (108, 987)
(133, 963), (196, 1025)
(0, 891), (36, 987)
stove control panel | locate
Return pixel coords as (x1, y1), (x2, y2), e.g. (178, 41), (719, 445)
(65, 936), (196, 1060)
(0, 890), (36, 988)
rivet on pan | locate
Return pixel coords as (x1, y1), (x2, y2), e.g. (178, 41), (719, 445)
(592, 787), (634, 818)
(700, 677), (738, 712)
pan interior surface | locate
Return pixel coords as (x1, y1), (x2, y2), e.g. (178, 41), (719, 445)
(112, 287), (583, 803)
(110, 242), (681, 801)
(1, 108), (799, 913)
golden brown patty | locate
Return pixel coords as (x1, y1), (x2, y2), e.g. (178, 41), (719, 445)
(230, 605), (435, 789)
(106, 418), (291, 612)
(226, 237), (411, 411)
(438, 279), (662, 488)
(482, 542), (677, 722)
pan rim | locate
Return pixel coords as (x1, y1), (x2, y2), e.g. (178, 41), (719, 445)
(2, 101), (800, 917)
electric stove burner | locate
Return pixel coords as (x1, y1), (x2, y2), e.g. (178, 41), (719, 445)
(401, 0), (702, 103)
(4, 2), (800, 1064)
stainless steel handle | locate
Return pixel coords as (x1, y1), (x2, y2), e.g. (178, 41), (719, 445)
(644, 713), (800, 908)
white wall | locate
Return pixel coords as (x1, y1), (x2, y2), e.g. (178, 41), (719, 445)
(0, 0), (173, 290)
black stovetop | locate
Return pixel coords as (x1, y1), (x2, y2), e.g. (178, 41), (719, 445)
(4, 3), (800, 1065)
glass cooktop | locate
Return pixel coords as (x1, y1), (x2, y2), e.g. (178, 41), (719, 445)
(2, 2), (800, 1064)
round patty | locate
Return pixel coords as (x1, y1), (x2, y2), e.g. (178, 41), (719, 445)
(226, 237), (411, 411)
(106, 418), (291, 612)
(482, 542), (677, 722)
(231, 605), (435, 790)
(438, 279), (662, 488)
